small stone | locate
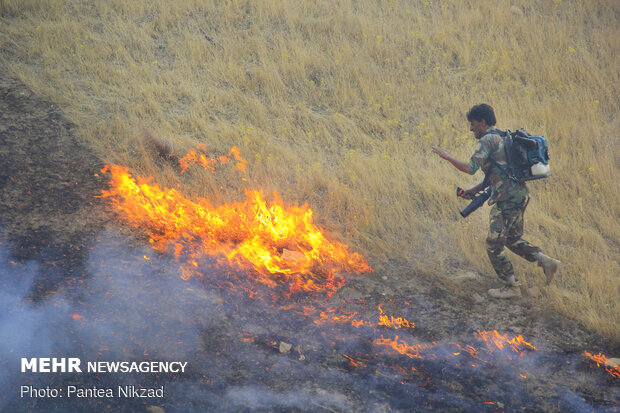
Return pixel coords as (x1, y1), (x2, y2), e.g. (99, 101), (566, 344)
(382, 276), (388, 280)
(279, 341), (292, 354)
(281, 249), (306, 263)
(147, 407), (165, 413)
(299, 354), (306, 361)
(472, 293), (485, 303)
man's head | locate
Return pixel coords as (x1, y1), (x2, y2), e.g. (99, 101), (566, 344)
(466, 104), (496, 139)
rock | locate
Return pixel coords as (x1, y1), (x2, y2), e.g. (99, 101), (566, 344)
(605, 358), (620, 368)
(472, 293), (486, 303)
(281, 249), (307, 263)
(279, 341), (292, 353)
(147, 407), (165, 413)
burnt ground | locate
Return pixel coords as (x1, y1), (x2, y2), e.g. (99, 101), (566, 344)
(0, 75), (618, 413)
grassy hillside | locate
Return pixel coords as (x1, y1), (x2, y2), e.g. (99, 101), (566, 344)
(1, 0), (618, 340)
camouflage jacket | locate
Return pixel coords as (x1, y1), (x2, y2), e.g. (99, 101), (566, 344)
(468, 127), (528, 205)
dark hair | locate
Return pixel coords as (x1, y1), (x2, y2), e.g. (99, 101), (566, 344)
(466, 104), (496, 126)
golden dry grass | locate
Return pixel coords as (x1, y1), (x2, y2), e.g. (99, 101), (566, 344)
(1, 0), (618, 340)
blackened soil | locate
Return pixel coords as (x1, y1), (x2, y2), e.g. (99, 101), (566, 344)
(0, 76), (617, 412)
(0, 76), (109, 300)
(351, 261), (620, 354)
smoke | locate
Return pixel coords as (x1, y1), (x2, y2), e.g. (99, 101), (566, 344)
(74, 230), (215, 360)
(0, 230), (220, 411)
(224, 385), (350, 411)
(0, 250), (63, 396)
(0, 229), (617, 412)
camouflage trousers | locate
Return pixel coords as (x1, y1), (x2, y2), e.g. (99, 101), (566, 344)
(486, 195), (541, 284)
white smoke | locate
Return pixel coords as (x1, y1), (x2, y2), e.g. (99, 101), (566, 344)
(0, 228), (617, 412)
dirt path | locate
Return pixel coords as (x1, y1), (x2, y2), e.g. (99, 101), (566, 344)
(0, 76), (617, 412)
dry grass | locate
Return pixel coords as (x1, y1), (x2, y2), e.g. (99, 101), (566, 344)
(1, 0), (618, 340)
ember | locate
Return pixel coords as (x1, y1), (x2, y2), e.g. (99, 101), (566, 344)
(583, 351), (620, 378)
(378, 304), (415, 329)
(375, 335), (438, 359)
(374, 330), (537, 365)
(476, 330), (536, 358)
(312, 308), (368, 328)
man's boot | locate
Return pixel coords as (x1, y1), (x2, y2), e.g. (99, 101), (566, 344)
(537, 253), (561, 285)
(488, 282), (521, 299)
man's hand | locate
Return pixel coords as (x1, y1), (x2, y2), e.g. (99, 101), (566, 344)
(432, 146), (472, 174)
(431, 146), (451, 160)
(457, 187), (475, 200)
(457, 181), (486, 200)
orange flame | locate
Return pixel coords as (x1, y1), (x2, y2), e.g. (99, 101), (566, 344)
(477, 330), (536, 359)
(313, 308), (368, 327)
(583, 351), (620, 378)
(449, 342), (489, 363)
(179, 145), (248, 174)
(583, 351), (607, 367)
(375, 330), (537, 365)
(343, 354), (366, 367)
(101, 155), (371, 296)
(311, 306), (416, 330)
(374, 335), (438, 359)
(378, 305), (415, 329)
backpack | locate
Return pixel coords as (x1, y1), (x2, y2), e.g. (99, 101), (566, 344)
(487, 128), (551, 183)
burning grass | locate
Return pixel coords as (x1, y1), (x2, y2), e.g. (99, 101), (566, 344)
(99, 148), (554, 388)
(99, 146), (617, 391)
(101, 147), (372, 297)
(378, 304), (415, 329)
(583, 351), (620, 379)
(374, 330), (537, 363)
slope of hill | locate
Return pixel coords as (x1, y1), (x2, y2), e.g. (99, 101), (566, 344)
(1, 0), (618, 341)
